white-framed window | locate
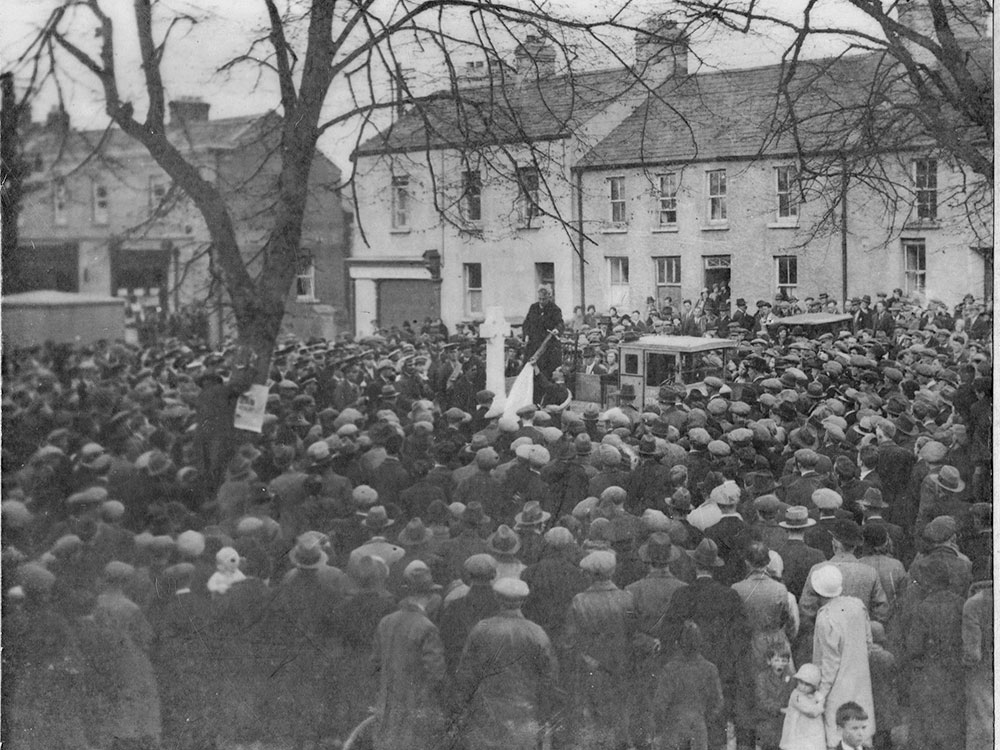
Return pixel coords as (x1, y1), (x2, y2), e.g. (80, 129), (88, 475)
(706, 169), (727, 222)
(53, 178), (68, 226)
(903, 239), (927, 296)
(149, 175), (168, 212)
(775, 165), (798, 219)
(464, 262), (483, 315)
(654, 256), (681, 305)
(608, 176), (626, 225)
(517, 167), (540, 226)
(296, 256), (317, 301)
(656, 173), (678, 227)
(462, 170), (482, 222)
(914, 158), (937, 221)
(608, 256), (630, 307)
(391, 174), (410, 229)
(775, 255), (798, 298)
(92, 181), (109, 224)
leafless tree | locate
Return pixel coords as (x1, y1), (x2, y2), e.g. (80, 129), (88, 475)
(668, 0), (992, 245)
(7, 0), (690, 372)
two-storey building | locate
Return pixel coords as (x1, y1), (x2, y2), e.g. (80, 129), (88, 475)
(575, 52), (993, 311)
(349, 26), (687, 334)
(11, 99), (352, 342)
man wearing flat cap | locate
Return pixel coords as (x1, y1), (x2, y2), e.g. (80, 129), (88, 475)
(562, 550), (636, 749)
(907, 515), (972, 598)
(457, 578), (558, 750)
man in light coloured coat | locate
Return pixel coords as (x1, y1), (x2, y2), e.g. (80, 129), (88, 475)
(810, 565), (875, 749)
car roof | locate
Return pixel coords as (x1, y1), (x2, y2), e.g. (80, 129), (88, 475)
(621, 335), (738, 353)
(778, 313), (853, 326)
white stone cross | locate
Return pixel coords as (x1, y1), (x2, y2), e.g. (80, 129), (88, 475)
(480, 306), (511, 417)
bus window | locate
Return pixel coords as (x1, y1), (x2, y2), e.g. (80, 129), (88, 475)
(624, 353), (639, 375)
(679, 353), (707, 383)
(646, 352), (677, 387)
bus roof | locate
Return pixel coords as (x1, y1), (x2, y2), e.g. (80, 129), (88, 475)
(778, 313), (853, 326)
(622, 335), (738, 353)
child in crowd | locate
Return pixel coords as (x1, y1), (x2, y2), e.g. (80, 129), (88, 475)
(867, 622), (899, 750)
(836, 702), (871, 750)
(780, 663), (826, 750)
(755, 646), (794, 750)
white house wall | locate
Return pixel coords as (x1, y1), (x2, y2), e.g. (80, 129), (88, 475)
(578, 155), (990, 312)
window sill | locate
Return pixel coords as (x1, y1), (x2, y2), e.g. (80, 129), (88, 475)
(601, 225), (629, 234)
(767, 220), (799, 229)
(516, 225), (542, 231)
(903, 220), (941, 231)
(701, 223), (729, 232)
(651, 226), (679, 233)
(390, 227), (412, 235)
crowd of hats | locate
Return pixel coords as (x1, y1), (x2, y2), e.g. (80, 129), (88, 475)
(0, 296), (992, 747)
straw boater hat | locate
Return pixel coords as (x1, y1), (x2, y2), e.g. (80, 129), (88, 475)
(778, 506), (816, 529)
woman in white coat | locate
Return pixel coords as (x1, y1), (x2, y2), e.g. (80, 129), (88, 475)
(810, 565), (875, 748)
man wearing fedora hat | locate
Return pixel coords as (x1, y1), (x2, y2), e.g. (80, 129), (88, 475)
(626, 531), (688, 749)
(456, 577), (559, 750)
(799, 519), (888, 629)
(915, 464), (970, 540)
(514, 500), (552, 566)
(858, 488), (907, 563)
(671, 538), (752, 750)
(775, 506), (825, 599)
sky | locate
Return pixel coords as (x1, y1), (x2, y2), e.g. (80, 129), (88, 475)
(2, 0), (894, 173)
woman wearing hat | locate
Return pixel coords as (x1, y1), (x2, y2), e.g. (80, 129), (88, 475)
(809, 565), (875, 748)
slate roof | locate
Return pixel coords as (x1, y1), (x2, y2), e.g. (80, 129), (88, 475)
(353, 66), (649, 157)
(24, 112), (277, 155)
(580, 46), (992, 168)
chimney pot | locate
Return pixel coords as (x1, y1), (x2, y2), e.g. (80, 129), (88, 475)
(169, 97), (211, 124)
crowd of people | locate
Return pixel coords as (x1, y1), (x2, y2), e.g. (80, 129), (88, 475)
(1, 284), (993, 750)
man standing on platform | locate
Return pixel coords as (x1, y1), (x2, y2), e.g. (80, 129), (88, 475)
(522, 286), (563, 379)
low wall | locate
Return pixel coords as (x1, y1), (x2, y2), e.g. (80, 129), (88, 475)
(2, 290), (126, 349)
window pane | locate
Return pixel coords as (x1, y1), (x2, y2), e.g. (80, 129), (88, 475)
(463, 171), (481, 221)
(466, 262), (482, 288)
(658, 173), (677, 225)
(469, 290), (483, 314)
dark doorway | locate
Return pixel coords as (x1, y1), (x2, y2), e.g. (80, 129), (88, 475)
(377, 278), (441, 330)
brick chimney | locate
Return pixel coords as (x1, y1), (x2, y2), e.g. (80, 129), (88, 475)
(635, 17), (688, 78)
(168, 97), (210, 124)
(514, 35), (557, 81)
